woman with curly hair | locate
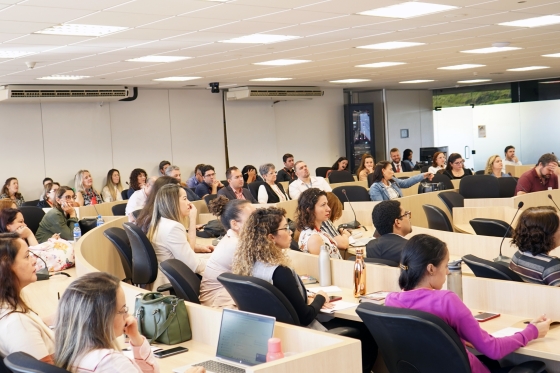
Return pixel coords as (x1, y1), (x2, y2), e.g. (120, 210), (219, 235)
(127, 168), (147, 199)
(510, 206), (560, 286)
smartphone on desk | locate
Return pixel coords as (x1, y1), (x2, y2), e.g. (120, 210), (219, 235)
(154, 346), (189, 358)
(474, 312), (500, 322)
(329, 296), (342, 302)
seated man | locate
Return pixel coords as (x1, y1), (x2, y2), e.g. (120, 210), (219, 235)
(289, 161), (332, 200)
(195, 165), (224, 198)
(187, 163), (204, 188)
(158, 160), (170, 176)
(502, 145), (522, 173)
(217, 166), (257, 203)
(515, 153), (558, 196)
(366, 200), (411, 264)
(125, 176), (157, 222)
(390, 148), (412, 173)
(276, 153), (296, 182)
(165, 165), (201, 201)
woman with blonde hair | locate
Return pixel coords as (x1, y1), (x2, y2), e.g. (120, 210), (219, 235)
(484, 155), (510, 178)
(74, 170), (103, 206)
(102, 169), (124, 202)
(356, 154), (374, 182)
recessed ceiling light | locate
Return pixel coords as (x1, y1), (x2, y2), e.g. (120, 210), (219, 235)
(399, 79), (434, 83)
(254, 59), (311, 66)
(329, 79), (371, 83)
(507, 66), (550, 71)
(356, 62), (406, 68)
(0, 51), (35, 59)
(358, 42), (425, 50)
(220, 34), (300, 44)
(153, 77), (201, 81)
(250, 78), (293, 81)
(37, 75), (90, 80)
(358, 2), (458, 19)
(499, 15), (560, 28)
(457, 79), (492, 83)
(127, 56), (191, 62)
(543, 53), (560, 58)
(438, 64), (486, 70)
(461, 46), (521, 54)
(34, 24), (128, 37)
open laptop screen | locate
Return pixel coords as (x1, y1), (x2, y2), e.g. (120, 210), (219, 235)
(216, 309), (275, 366)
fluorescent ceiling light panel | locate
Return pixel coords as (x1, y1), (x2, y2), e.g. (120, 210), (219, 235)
(507, 66), (550, 71)
(254, 59), (311, 66)
(356, 62), (406, 68)
(438, 64), (485, 70)
(220, 34), (300, 44)
(499, 15), (560, 28)
(127, 56), (191, 62)
(250, 78), (293, 81)
(37, 75), (90, 80)
(329, 79), (371, 83)
(35, 24), (128, 37)
(457, 79), (492, 83)
(153, 77), (201, 81)
(461, 47), (521, 54)
(0, 51), (34, 59)
(399, 79), (434, 83)
(543, 53), (560, 57)
(358, 2), (457, 19)
(358, 42), (424, 50)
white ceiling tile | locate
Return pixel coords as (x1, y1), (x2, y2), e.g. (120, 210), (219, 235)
(0, 5), (94, 23)
(201, 21), (294, 34)
(139, 16), (237, 31)
(182, 4), (287, 20)
(246, 9), (348, 25)
(0, 20), (54, 34)
(21, 0), (135, 10)
(3, 34), (94, 45)
(108, 0), (217, 16)
(72, 11), (169, 28)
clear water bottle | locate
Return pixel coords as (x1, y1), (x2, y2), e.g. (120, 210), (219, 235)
(73, 223), (81, 242)
(96, 215), (104, 227)
(319, 244), (332, 286)
(447, 259), (463, 300)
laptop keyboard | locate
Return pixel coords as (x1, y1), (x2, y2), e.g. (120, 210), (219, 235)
(193, 360), (246, 373)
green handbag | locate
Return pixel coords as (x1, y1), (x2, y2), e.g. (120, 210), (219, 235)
(134, 292), (192, 345)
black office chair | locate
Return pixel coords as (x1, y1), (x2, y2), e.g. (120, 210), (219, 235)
(221, 180), (229, 188)
(459, 175), (500, 199)
(159, 259), (201, 304)
(121, 189), (129, 200)
(462, 255), (523, 282)
(332, 186), (370, 204)
(346, 256), (398, 267)
(204, 194), (217, 206)
(475, 170), (485, 175)
(248, 181), (265, 200)
(422, 204), (454, 232)
(421, 165), (430, 172)
(4, 352), (71, 373)
(367, 173), (376, 188)
(328, 171), (354, 184)
(315, 167), (330, 178)
(19, 207), (45, 234)
(21, 200), (40, 207)
(438, 191), (465, 216)
(111, 203), (127, 216)
(469, 218), (512, 238)
(356, 302), (545, 373)
(103, 227), (133, 283)
(217, 273), (358, 337)
(498, 177), (518, 198)
(432, 173), (454, 189)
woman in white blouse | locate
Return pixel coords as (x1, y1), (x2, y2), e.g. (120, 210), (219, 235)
(257, 163), (290, 204)
(147, 184), (207, 290)
(101, 169), (124, 202)
(428, 151), (446, 175)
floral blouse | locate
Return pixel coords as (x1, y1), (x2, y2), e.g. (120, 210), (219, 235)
(298, 227), (342, 259)
(0, 194), (24, 207)
(81, 189), (103, 206)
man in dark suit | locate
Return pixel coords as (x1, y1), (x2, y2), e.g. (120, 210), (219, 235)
(390, 148), (412, 173)
(366, 200), (412, 264)
(217, 166), (257, 203)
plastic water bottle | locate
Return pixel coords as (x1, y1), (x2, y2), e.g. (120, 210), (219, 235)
(447, 260), (463, 300)
(96, 215), (104, 227)
(73, 223), (81, 242)
(319, 245), (332, 286)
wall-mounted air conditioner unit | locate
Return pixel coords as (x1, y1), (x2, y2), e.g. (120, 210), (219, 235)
(226, 86), (324, 101)
(0, 85), (132, 103)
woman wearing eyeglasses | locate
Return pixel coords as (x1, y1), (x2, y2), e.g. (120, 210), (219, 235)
(36, 186), (79, 243)
(443, 153), (473, 180)
(257, 163), (290, 204)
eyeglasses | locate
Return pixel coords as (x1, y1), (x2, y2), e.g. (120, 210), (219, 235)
(117, 306), (129, 316)
(398, 211), (412, 220)
(204, 173), (216, 178)
(62, 195), (77, 201)
(274, 226), (292, 233)
(452, 161), (464, 165)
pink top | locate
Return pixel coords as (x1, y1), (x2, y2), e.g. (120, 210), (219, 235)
(385, 289), (538, 373)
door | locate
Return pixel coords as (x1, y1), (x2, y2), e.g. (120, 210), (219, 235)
(433, 106), (475, 170)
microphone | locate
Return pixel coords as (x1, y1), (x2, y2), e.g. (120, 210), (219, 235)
(30, 251), (50, 281)
(548, 194), (560, 211)
(494, 201), (524, 264)
(339, 189), (361, 230)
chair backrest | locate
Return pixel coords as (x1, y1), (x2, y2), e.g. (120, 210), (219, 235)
(217, 272), (300, 325)
(438, 191), (464, 215)
(122, 222), (158, 286)
(462, 254), (523, 282)
(475, 170), (485, 175)
(332, 186), (370, 204)
(21, 200), (39, 207)
(469, 218), (512, 238)
(159, 259), (201, 304)
(498, 177), (518, 198)
(459, 175), (500, 199)
(356, 303), (471, 373)
(315, 167), (330, 178)
(121, 189), (129, 200)
(248, 181), (265, 200)
(18, 207), (45, 234)
(103, 227), (133, 282)
(328, 171), (354, 184)
(422, 204), (454, 232)
(4, 352), (71, 373)
(111, 203), (127, 216)
(431, 173), (454, 190)
(221, 180), (229, 188)
(421, 165), (430, 172)
(367, 173), (376, 188)
(204, 194), (217, 206)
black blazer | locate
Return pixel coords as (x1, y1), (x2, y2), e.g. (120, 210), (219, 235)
(391, 162), (413, 173)
(217, 185), (257, 203)
(366, 234), (408, 264)
(261, 182), (289, 203)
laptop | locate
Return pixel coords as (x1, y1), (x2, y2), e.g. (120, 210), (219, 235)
(173, 309), (276, 373)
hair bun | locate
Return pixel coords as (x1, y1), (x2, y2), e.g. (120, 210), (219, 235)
(208, 195), (229, 217)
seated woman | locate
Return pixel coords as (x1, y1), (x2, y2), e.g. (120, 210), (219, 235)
(484, 155), (511, 178)
(102, 169), (124, 202)
(402, 149), (414, 170)
(127, 168), (147, 199)
(200, 196), (256, 308)
(37, 182), (60, 209)
(442, 153), (473, 180)
(0, 208), (59, 246)
(325, 157), (349, 178)
(428, 151), (446, 175)
(0, 198), (16, 211)
(74, 170), (103, 206)
(241, 165), (263, 187)
(510, 206), (560, 286)
(147, 184), (207, 290)
(356, 154), (374, 182)
(257, 163), (289, 204)
(0, 177), (25, 207)
(0, 233), (55, 363)
(369, 161), (432, 201)
(387, 234), (550, 373)
(36, 187), (79, 243)
(296, 188), (342, 259)
(321, 192), (351, 251)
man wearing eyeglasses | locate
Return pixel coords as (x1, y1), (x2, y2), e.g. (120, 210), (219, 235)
(366, 200), (412, 265)
(217, 166), (257, 203)
(195, 165), (224, 198)
(516, 153), (559, 196)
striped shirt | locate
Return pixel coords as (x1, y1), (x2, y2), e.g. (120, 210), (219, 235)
(509, 250), (560, 286)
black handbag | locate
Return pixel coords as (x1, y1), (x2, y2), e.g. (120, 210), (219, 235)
(196, 219), (226, 238)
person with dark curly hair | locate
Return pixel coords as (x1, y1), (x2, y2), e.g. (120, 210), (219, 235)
(127, 168), (147, 199)
(509, 206), (560, 286)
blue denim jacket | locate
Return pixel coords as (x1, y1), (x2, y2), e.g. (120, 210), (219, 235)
(368, 173), (426, 201)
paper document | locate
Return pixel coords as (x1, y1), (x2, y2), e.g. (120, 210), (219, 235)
(350, 237), (375, 247)
(491, 327), (523, 338)
(307, 286), (342, 293)
(320, 301), (359, 313)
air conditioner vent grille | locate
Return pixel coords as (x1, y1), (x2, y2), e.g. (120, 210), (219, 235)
(9, 89), (129, 98)
(248, 90), (323, 97)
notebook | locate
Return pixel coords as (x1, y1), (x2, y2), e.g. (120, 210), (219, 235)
(173, 309), (276, 373)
